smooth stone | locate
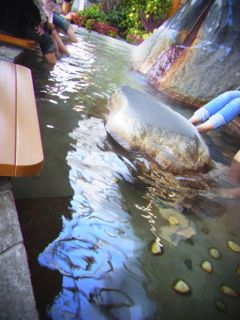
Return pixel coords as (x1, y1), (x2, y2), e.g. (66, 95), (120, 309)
(215, 299), (227, 313)
(220, 285), (239, 298)
(201, 260), (213, 273)
(209, 247), (221, 259)
(236, 265), (240, 275)
(173, 280), (191, 295)
(105, 86), (211, 174)
(168, 215), (180, 225)
(227, 240), (240, 253)
(150, 239), (163, 255)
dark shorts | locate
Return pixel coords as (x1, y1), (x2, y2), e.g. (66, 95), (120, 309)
(53, 13), (70, 32)
(25, 26), (56, 54)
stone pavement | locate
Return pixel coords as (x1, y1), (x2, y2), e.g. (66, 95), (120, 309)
(0, 45), (39, 319)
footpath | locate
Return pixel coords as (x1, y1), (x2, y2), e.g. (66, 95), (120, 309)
(0, 44), (39, 319)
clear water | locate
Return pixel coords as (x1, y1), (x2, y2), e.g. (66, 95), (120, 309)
(13, 28), (240, 320)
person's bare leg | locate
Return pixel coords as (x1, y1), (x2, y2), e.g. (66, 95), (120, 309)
(50, 31), (60, 56)
(67, 26), (78, 42)
(51, 30), (70, 55)
(44, 52), (57, 64)
(189, 114), (201, 125)
(196, 120), (214, 133)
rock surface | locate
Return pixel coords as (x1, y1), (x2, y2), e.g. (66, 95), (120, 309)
(132, 0), (240, 106)
(105, 86), (211, 174)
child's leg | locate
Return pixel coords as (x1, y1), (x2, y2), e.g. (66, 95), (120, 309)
(53, 13), (78, 42)
(214, 97), (240, 126)
(25, 26), (57, 64)
(67, 25), (78, 42)
(197, 97), (240, 132)
(190, 91), (240, 124)
(51, 29), (70, 55)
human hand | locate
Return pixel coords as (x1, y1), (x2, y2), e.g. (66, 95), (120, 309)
(35, 24), (44, 36)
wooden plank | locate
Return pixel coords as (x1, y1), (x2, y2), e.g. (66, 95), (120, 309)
(0, 33), (37, 49)
(0, 61), (16, 176)
(15, 64), (44, 176)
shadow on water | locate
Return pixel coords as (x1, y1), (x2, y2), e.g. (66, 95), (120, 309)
(14, 28), (240, 320)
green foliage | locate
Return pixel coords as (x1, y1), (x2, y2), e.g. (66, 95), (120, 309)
(85, 19), (96, 31)
(78, 4), (107, 23)
(77, 1), (171, 41)
(119, 0), (171, 34)
(104, 0), (171, 36)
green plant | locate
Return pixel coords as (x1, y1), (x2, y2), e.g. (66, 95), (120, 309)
(75, 1), (170, 41)
(106, 0), (171, 36)
(85, 19), (96, 31)
(78, 4), (107, 23)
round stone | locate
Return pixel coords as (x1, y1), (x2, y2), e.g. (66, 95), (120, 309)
(209, 247), (221, 259)
(201, 260), (213, 273)
(150, 239), (163, 255)
(227, 240), (240, 253)
(168, 215), (180, 225)
(173, 280), (191, 295)
(220, 285), (239, 298)
(215, 299), (227, 313)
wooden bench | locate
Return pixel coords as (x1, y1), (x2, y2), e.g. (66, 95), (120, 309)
(0, 61), (44, 176)
(0, 33), (37, 49)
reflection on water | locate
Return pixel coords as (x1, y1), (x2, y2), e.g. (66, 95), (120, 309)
(39, 118), (156, 319)
(13, 28), (240, 319)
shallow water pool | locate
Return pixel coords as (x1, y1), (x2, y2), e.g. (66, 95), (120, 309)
(13, 27), (240, 320)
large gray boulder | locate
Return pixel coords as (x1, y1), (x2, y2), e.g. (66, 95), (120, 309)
(105, 86), (212, 174)
(132, 0), (240, 106)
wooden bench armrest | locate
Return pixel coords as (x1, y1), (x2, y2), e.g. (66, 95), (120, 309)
(0, 33), (37, 49)
(0, 61), (44, 177)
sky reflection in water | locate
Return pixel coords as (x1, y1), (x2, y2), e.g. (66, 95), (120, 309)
(38, 118), (156, 319)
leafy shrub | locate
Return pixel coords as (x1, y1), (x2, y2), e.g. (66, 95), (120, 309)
(73, 1), (170, 41)
(103, 0), (171, 35)
(126, 34), (144, 45)
(93, 22), (119, 37)
(78, 4), (107, 22)
(85, 19), (96, 31)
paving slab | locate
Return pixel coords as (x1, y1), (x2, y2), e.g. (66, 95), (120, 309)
(0, 188), (39, 319)
(0, 44), (23, 62)
(0, 244), (39, 320)
(0, 190), (22, 253)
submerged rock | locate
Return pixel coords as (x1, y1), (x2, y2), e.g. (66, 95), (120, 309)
(227, 240), (240, 253)
(220, 285), (239, 298)
(168, 215), (180, 225)
(209, 247), (221, 259)
(150, 238), (163, 255)
(105, 86), (211, 174)
(215, 299), (227, 313)
(201, 260), (213, 273)
(173, 280), (191, 295)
